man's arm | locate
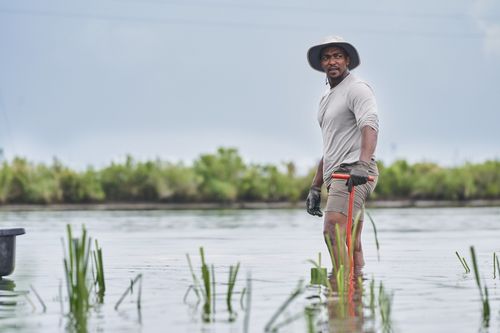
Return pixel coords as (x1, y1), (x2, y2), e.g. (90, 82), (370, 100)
(306, 158), (324, 217)
(359, 126), (378, 164)
(311, 158), (324, 188)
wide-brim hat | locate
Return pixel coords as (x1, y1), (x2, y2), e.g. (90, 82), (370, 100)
(307, 36), (360, 72)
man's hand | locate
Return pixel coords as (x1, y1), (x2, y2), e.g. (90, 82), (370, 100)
(347, 161), (370, 192)
(306, 186), (323, 217)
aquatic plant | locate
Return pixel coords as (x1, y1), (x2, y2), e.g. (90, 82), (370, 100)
(92, 240), (105, 303)
(324, 234), (337, 274)
(184, 247), (244, 323)
(62, 224), (91, 327)
(29, 285), (46, 313)
(335, 265), (346, 317)
(304, 305), (316, 333)
(493, 252), (500, 280)
(243, 272), (252, 333)
(455, 251), (471, 273)
(378, 282), (393, 333)
(470, 246), (490, 327)
(349, 210), (363, 266)
(307, 252), (327, 286)
(264, 280), (305, 332)
(114, 273), (143, 310)
(365, 210), (380, 261)
(226, 262), (240, 321)
(199, 247), (213, 321)
(369, 278), (376, 315)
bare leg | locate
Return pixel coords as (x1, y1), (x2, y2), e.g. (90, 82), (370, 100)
(323, 211), (348, 270)
(324, 212), (365, 273)
(353, 219), (365, 272)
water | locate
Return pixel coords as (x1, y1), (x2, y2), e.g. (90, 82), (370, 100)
(0, 207), (500, 332)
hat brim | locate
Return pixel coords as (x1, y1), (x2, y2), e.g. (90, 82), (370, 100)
(307, 42), (360, 72)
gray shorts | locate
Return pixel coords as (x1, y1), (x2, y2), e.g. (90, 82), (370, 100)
(324, 160), (378, 220)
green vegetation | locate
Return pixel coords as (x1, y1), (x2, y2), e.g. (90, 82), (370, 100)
(2, 149), (499, 204)
(185, 247), (244, 323)
(307, 252), (328, 286)
(455, 251), (471, 273)
(92, 240), (106, 303)
(470, 246), (490, 327)
(63, 225), (91, 328)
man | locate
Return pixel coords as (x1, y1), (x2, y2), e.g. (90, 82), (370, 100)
(305, 36), (379, 270)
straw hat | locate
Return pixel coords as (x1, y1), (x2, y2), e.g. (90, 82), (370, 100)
(307, 36), (360, 72)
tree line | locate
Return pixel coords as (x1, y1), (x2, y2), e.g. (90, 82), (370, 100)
(0, 147), (499, 204)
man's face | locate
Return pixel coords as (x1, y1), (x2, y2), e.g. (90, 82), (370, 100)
(320, 46), (350, 80)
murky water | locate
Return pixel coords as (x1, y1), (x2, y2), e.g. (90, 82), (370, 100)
(0, 207), (499, 332)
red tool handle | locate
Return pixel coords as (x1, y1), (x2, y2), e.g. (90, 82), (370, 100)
(331, 173), (375, 278)
(332, 174), (375, 181)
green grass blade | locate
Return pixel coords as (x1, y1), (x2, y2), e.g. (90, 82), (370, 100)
(455, 251), (469, 273)
(494, 253), (497, 279)
(496, 256), (500, 280)
(470, 246), (484, 299)
(264, 280), (304, 332)
(365, 210), (380, 261)
(243, 272), (252, 333)
(324, 233), (337, 274)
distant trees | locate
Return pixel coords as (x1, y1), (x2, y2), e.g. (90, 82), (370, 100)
(0, 149), (499, 204)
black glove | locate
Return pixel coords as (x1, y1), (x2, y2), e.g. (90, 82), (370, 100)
(306, 186), (323, 217)
(347, 161), (370, 192)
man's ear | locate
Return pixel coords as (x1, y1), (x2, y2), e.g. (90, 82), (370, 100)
(346, 56), (351, 67)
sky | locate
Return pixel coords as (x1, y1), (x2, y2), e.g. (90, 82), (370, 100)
(0, 0), (499, 172)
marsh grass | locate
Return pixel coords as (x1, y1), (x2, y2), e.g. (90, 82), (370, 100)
(92, 240), (105, 303)
(365, 210), (380, 261)
(114, 273), (143, 310)
(470, 246), (490, 327)
(243, 272), (252, 333)
(226, 262), (240, 321)
(493, 252), (500, 280)
(264, 280), (305, 332)
(455, 251), (471, 273)
(324, 234), (337, 274)
(29, 285), (46, 313)
(304, 306), (316, 333)
(378, 282), (393, 333)
(185, 247), (243, 323)
(199, 247), (213, 321)
(62, 225), (91, 328)
(308, 253), (327, 286)
(349, 210), (363, 265)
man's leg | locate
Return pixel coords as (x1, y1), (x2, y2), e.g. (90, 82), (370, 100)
(324, 211), (365, 272)
(353, 219), (365, 270)
(323, 211), (348, 270)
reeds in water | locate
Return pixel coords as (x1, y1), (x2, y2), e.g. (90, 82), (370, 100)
(365, 210), (380, 261)
(455, 251), (471, 273)
(199, 247), (213, 322)
(62, 224), (91, 326)
(378, 282), (393, 333)
(308, 252), (327, 286)
(264, 280), (305, 332)
(114, 273), (143, 311)
(493, 252), (500, 280)
(226, 262), (240, 321)
(185, 247), (243, 323)
(92, 240), (105, 303)
(470, 246), (490, 327)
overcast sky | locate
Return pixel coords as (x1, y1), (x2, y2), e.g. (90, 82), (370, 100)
(0, 0), (499, 172)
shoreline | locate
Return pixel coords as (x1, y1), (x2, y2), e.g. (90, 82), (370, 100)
(1, 199), (500, 211)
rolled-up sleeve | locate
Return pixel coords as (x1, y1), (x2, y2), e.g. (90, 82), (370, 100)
(347, 82), (379, 132)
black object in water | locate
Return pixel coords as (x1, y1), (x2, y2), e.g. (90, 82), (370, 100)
(0, 228), (25, 277)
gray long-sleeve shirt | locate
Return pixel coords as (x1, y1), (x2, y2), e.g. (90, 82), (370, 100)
(317, 73), (379, 188)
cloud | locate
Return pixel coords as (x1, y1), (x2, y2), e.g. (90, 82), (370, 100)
(473, 0), (500, 56)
